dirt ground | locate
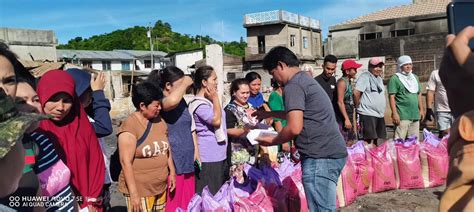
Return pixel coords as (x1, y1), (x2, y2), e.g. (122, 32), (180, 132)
(339, 186), (444, 212)
(106, 119), (444, 212)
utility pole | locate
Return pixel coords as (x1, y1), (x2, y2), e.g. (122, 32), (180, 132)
(148, 23), (154, 70)
(221, 21), (225, 53)
(200, 24), (202, 48)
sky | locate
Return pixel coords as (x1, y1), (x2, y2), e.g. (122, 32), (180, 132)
(0, 0), (412, 44)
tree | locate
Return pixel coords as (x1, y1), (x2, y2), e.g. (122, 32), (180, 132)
(57, 20), (246, 57)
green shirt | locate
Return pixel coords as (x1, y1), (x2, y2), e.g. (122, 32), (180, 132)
(268, 91), (287, 127)
(388, 74), (421, 120)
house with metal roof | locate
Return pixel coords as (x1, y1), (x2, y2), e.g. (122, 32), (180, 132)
(327, 0), (449, 61)
(114, 49), (169, 71)
(57, 49), (135, 71)
(327, 0), (450, 83)
(165, 48), (204, 73)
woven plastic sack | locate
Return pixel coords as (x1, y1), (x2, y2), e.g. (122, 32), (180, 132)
(394, 141), (424, 189)
(336, 156), (358, 207)
(367, 141), (397, 193)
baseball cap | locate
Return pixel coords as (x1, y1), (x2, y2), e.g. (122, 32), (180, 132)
(341, 59), (363, 70)
(0, 90), (49, 159)
(369, 57), (384, 66)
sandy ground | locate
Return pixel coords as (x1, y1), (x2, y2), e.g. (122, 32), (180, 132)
(106, 118), (444, 212)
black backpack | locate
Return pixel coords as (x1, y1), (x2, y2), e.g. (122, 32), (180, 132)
(110, 121), (152, 182)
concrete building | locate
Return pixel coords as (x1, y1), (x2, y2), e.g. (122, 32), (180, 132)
(0, 28), (58, 61)
(223, 53), (245, 83)
(243, 10), (322, 89)
(114, 49), (168, 72)
(244, 10), (322, 66)
(166, 48), (204, 74)
(328, 0), (449, 81)
(57, 49), (135, 71)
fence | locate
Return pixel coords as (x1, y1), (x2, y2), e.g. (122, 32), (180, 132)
(382, 54), (443, 83)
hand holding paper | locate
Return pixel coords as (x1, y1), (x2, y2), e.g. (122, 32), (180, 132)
(246, 129), (278, 145)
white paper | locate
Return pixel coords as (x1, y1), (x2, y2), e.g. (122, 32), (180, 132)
(246, 129), (278, 145)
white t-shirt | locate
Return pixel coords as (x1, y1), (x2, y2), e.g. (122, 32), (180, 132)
(426, 70), (450, 112)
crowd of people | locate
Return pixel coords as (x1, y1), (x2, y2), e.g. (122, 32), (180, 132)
(314, 53), (450, 147)
(0, 25), (473, 212)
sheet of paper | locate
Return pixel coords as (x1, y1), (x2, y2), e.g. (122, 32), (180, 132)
(246, 129), (278, 145)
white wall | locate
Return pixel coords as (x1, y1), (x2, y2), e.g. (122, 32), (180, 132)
(135, 59), (164, 72)
(90, 60), (132, 71)
(174, 51), (203, 73)
(91, 61), (103, 70)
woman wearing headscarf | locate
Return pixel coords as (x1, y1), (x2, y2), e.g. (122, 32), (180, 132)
(388, 55), (424, 140)
(37, 70), (105, 211)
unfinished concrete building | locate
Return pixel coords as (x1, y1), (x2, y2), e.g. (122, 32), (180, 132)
(243, 10), (323, 88)
(0, 28), (58, 62)
(327, 0), (450, 81)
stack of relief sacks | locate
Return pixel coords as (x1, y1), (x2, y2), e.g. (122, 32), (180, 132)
(336, 129), (449, 208)
(179, 149), (309, 212)
(177, 129), (448, 211)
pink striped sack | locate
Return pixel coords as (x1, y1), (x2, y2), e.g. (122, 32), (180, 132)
(349, 141), (374, 196)
(440, 134), (449, 149)
(420, 130), (448, 188)
(283, 168), (308, 212)
(394, 141), (424, 190)
(336, 156), (358, 207)
(367, 141), (397, 193)
(233, 182), (274, 212)
(264, 182), (289, 212)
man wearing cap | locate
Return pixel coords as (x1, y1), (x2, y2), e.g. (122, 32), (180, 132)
(388, 55), (424, 140)
(315, 55), (338, 103)
(336, 59), (362, 144)
(354, 58), (387, 146)
(425, 69), (453, 138)
(0, 90), (46, 198)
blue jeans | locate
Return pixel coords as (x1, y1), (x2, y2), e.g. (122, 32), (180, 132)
(301, 157), (347, 212)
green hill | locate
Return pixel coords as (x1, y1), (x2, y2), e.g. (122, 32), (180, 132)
(57, 20), (246, 57)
